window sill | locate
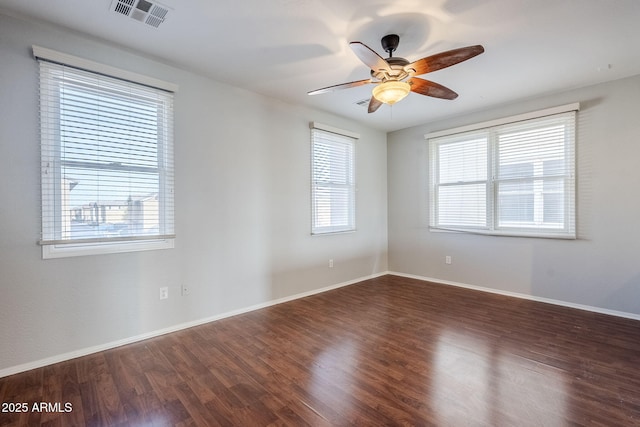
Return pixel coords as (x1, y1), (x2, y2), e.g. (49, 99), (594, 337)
(311, 229), (356, 236)
(429, 226), (576, 240)
(41, 238), (174, 259)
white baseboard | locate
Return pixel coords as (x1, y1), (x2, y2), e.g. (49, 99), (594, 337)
(0, 272), (388, 379)
(6, 270), (636, 378)
(388, 271), (640, 322)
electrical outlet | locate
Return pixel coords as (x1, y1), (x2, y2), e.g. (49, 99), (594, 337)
(445, 255), (452, 265)
(159, 286), (168, 300)
(329, 259), (334, 268)
(181, 283), (189, 296)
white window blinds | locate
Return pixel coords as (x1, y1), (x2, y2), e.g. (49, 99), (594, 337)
(429, 107), (577, 238)
(434, 132), (489, 229)
(311, 124), (357, 234)
(38, 54), (175, 256)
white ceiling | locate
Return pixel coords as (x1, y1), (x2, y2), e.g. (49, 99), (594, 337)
(2, 0), (640, 132)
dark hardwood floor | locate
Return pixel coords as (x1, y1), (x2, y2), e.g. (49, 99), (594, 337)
(2, 274), (640, 426)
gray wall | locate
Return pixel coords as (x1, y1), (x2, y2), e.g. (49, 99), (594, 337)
(0, 13), (388, 373)
(388, 74), (640, 316)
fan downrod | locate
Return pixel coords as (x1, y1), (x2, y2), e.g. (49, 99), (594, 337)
(381, 34), (400, 57)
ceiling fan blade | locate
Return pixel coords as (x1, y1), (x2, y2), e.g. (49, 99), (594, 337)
(409, 45), (484, 76)
(368, 97), (383, 113)
(409, 78), (458, 100)
(349, 41), (391, 73)
(308, 79), (372, 95)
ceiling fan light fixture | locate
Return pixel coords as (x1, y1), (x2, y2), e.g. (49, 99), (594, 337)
(372, 81), (411, 105)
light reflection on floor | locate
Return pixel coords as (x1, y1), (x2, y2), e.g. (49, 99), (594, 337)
(432, 328), (568, 426)
(308, 337), (359, 421)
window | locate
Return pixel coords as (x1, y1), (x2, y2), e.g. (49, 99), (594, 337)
(428, 105), (577, 238)
(310, 123), (358, 234)
(36, 46), (176, 258)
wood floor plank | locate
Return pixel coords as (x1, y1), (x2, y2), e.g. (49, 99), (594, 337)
(2, 275), (640, 426)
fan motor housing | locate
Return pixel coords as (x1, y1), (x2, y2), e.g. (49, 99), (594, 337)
(371, 56), (411, 81)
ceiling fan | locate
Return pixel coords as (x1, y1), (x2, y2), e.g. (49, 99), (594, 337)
(308, 34), (484, 113)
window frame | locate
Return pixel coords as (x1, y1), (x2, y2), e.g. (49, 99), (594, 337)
(35, 46), (177, 258)
(428, 104), (578, 239)
(310, 122), (359, 235)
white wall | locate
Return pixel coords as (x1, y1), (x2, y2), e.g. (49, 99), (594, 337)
(0, 13), (388, 374)
(388, 74), (640, 316)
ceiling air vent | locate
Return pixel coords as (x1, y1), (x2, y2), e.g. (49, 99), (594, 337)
(111, 0), (170, 28)
(355, 98), (372, 108)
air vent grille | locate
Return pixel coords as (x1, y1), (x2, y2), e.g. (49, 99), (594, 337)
(111, 0), (170, 28)
(355, 98), (371, 108)
(114, 0), (135, 16)
(146, 5), (169, 27)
